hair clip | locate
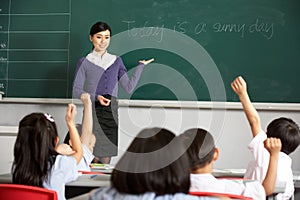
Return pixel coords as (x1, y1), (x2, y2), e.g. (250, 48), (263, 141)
(44, 113), (55, 122)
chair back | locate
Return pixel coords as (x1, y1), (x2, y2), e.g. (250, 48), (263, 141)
(189, 191), (253, 200)
(0, 184), (58, 200)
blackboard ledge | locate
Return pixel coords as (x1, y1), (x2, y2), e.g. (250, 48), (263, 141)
(0, 98), (300, 111)
(0, 98), (82, 105)
(118, 99), (300, 111)
(0, 126), (18, 136)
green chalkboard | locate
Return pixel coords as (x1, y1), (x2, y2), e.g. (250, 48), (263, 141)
(1, 0), (300, 102)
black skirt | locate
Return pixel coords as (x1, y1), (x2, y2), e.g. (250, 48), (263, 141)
(92, 95), (118, 157)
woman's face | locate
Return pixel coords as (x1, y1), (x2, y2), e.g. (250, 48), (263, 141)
(90, 29), (111, 53)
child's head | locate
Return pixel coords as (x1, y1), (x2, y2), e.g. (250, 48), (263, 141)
(63, 124), (82, 144)
(13, 113), (58, 187)
(182, 128), (218, 172)
(266, 117), (300, 155)
(63, 124), (96, 150)
(111, 127), (190, 195)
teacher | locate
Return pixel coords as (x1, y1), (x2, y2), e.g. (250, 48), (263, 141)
(72, 21), (154, 164)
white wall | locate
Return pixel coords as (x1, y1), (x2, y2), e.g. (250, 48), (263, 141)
(114, 100), (300, 170)
(0, 98), (299, 174)
(0, 99), (83, 174)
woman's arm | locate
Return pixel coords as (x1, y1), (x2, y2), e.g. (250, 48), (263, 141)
(119, 58), (154, 93)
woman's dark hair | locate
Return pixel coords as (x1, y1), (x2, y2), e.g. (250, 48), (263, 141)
(267, 117), (300, 155)
(12, 113), (58, 187)
(182, 128), (216, 172)
(90, 21), (111, 36)
(111, 128), (190, 195)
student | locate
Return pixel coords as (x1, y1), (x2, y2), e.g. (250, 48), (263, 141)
(89, 128), (227, 200)
(231, 76), (300, 199)
(72, 21), (154, 164)
(183, 128), (281, 199)
(12, 104), (83, 200)
(57, 93), (96, 171)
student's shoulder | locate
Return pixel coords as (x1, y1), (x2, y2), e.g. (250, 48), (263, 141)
(278, 153), (292, 172)
(248, 130), (267, 147)
(55, 154), (77, 167)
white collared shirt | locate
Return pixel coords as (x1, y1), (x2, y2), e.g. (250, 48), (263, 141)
(190, 173), (265, 200)
(245, 130), (294, 199)
(86, 50), (116, 70)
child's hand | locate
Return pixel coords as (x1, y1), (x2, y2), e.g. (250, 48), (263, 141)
(264, 137), (281, 155)
(56, 144), (75, 155)
(231, 76), (247, 96)
(81, 93), (91, 106)
(66, 103), (77, 124)
(98, 95), (110, 106)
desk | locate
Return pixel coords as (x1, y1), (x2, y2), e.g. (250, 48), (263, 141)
(66, 173), (111, 198)
(0, 173), (111, 199)
(293, 171), (300, 200)
(212, 168), (246, 178)
(1, 170), (299, 199)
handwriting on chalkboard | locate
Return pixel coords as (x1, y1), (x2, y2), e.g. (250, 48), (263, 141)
(0, 43), (6, 49)
(123, 18), (274, 42)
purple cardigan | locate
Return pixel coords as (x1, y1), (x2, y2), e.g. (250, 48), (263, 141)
(72, 56), (144, 101)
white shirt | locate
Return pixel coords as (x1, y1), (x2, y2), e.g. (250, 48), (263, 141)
(190, 173), (265, 200)
(86, 50), (116, 70)
(244, 130), (294, 199)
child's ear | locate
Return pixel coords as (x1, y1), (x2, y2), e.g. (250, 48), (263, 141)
(213, 147), (220, 161)
(55, 137), (59, 147)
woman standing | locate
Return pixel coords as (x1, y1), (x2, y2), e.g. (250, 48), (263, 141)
(73, 21), (153, 164)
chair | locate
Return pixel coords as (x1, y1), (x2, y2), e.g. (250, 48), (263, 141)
(0, 184), (58, 200)
(189, 191), (253, 200)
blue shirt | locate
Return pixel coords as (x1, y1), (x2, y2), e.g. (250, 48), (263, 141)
(43, 155), (78, 200)
(77, 144), (94, 171)
(89, 187), (219, 200)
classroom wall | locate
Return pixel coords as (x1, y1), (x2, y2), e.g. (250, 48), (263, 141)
(0, 99), (299, 174)
(116, 101), (300, 170)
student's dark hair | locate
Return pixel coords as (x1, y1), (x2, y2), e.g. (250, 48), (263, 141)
(90, 21), (111, 36)
(111, 128), (190, 195)
(267, 117), (300, 155)
(63, 124), (82, 145)
(12, 113), (58, 187)
(182, 128), (216, 172)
